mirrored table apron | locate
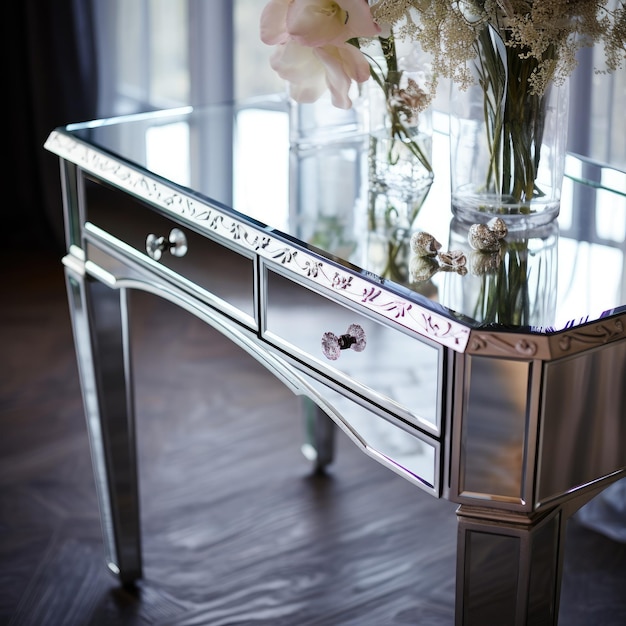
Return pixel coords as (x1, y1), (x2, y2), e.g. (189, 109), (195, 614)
(45, 100), (626, 626)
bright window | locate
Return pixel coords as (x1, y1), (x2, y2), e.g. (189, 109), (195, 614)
(94, 0), (625, 171)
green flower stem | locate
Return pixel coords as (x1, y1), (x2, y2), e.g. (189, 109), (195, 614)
(473, 241), (531, 326)
(382, 239), (405, 280)
(475, 27), (505, 194)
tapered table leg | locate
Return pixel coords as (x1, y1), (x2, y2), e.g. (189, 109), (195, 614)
(65, 267), (142, 584)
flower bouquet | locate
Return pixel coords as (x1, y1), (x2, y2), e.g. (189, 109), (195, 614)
(260, 0), (435, 230)
(372, 0), (626, 226)
(260, 0), (625, 233)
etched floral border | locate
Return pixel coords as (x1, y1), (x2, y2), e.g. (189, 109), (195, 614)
(45, 130), (472, 352)
(466, 316), (625, 359)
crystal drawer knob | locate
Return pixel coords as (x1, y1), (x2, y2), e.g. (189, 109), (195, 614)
(321, 324), (367, 361)
(146, 228), (188, 261)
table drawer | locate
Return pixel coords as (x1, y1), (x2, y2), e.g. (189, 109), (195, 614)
(84, 177), (256, 328)
(301, 374), (441, 495)
(263, 264), (444, 437)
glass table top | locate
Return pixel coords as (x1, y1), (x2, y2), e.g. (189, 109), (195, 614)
(60, 97), (626, 334)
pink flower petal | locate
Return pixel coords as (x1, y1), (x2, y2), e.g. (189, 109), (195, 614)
(286, 0), (380, 47)
(339, 0), (381, 38)
(260, 0), (290, 45)
(314, 46), (354, 109)
(335, 41), (371, 82)
(259, 0), (379, 109)
(287, 0), (349, 47)
(270, 41), (327, 103)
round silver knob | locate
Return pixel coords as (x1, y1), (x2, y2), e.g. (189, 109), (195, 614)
(146, 228), (188, 261)
(321, 324), (367, 361)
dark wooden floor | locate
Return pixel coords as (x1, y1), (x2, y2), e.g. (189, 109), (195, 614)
(1, 244), (625, 626)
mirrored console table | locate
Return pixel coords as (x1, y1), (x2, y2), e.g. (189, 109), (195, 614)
(45, 98), (626, 625)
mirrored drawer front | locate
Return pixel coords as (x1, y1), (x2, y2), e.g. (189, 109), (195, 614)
(263, 265), (444, 437)
(302, 374), (441, 496)
(84, 177), (256, 327)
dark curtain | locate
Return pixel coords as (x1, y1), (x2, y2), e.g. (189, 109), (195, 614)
(6, 0), (98, 252)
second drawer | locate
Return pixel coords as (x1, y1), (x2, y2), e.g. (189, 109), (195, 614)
(262, 264), (445, 437)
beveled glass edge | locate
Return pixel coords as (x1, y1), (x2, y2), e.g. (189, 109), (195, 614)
(65, 106), (195, 132)
(565, 152), (626, 197)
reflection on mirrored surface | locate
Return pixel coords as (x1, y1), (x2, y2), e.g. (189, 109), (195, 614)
(264, 268), (442, 435)
(66, 98), (626, 333)
(461, 355), (530, 501)
(302, 375), (438, 491)
(441, 220), (559, 329)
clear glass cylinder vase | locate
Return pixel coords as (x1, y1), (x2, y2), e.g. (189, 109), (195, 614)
(449, 27), (569, 231)
(365, 39), (434, 234)
(288, 84), (365, 148)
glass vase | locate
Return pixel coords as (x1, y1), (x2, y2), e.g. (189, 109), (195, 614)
(365, 38), (434, 234)
(288, 85), (365, 148)
(449, 26), (569, 231)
